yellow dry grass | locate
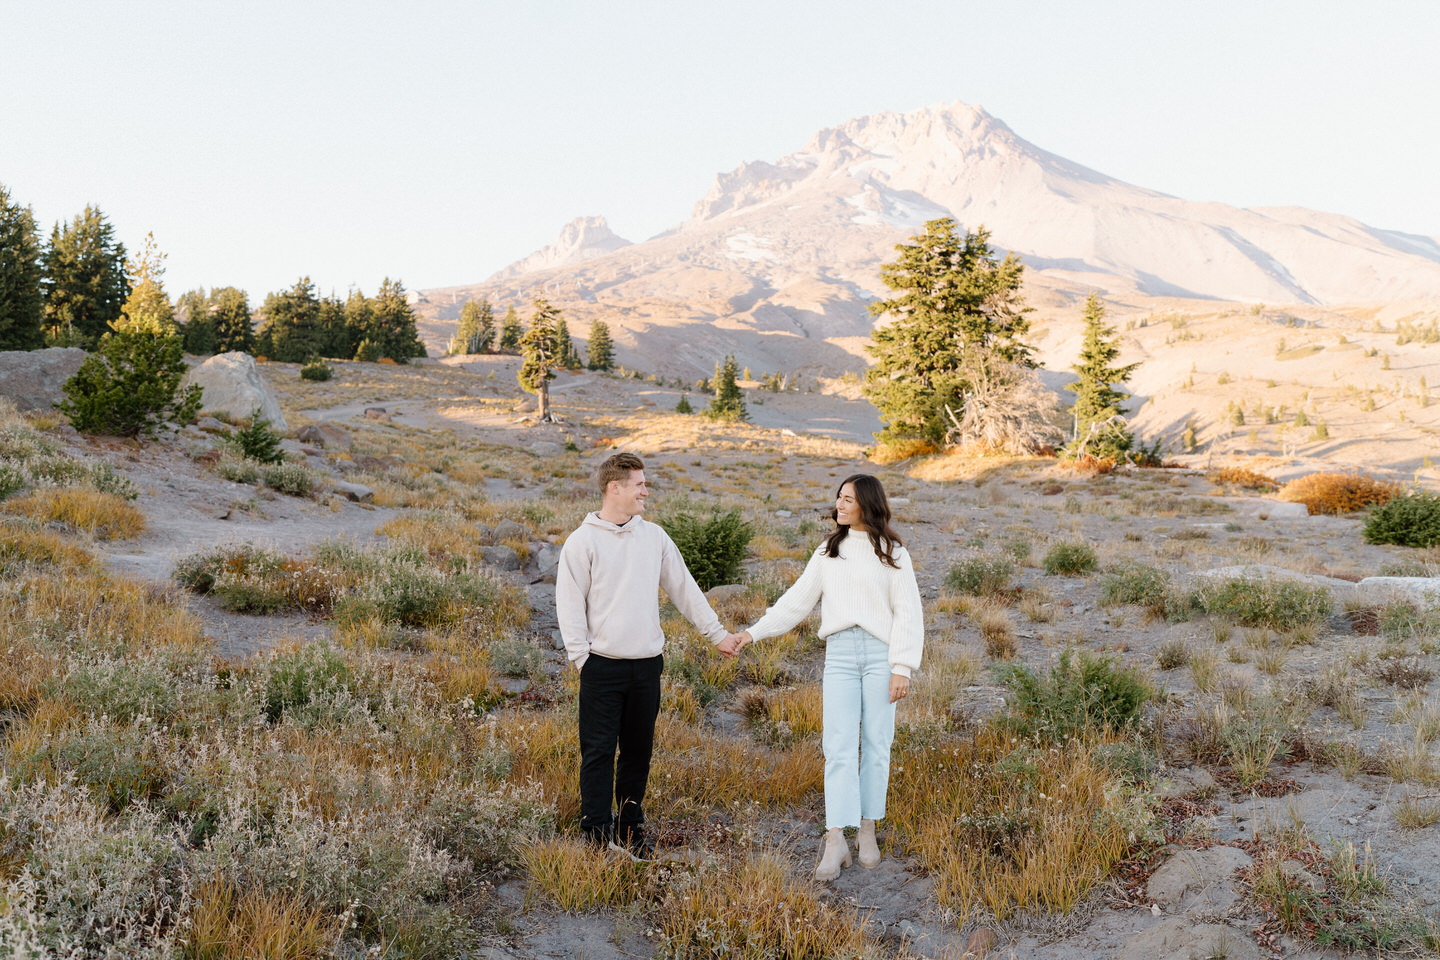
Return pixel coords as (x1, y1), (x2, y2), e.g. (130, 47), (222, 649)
(520, 837), (650, 911)
(0, 488), (146, 540)
(0, 521), (97, 573)
(0, 569), (208, 658)
(185, 875), (340, 960)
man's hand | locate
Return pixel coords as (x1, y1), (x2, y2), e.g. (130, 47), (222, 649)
(717, 631), (752, 658)
(889, 674), (910, 704)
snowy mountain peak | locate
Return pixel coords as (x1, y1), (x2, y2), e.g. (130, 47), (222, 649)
(488, 216), (632, 281)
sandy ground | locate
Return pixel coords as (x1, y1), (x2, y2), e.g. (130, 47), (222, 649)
(49, 358), (1440, 959)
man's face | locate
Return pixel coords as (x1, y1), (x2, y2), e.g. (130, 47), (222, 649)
(606, 469), (649, 518)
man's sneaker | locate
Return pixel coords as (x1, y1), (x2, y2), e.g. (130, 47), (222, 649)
(582, 823), (615, 850)
(614, 823), (655, 861)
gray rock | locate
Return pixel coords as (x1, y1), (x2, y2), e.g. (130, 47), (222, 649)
(296, 422), (353, 450)
(481, 545), (521, 570)
(1196, 564), (1355, 600)
(363, 407), (389, 421)
(331, 481), (374, 503)
(1146, 846), (1252, 913)
(775, 509), (794, 518)
(180, 352), (287, 431)
(705, 584), (748, 603)
(1352, 576), (1440, 606)
(0, 347), (87, 412)
(1116, 919), (1260, 960)
(493, 518), (529, 542)
(472, 522), (494, 545)
(551, 629), (566, 651)
(1222, 497), (1308, 519)
(195, 416), (230, 434)
(528, 440), (562, 457)
(536, 544), (562, 576)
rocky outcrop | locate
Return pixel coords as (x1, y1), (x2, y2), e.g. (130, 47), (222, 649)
(181, 352), (287, 431)
(0, 347), (87, 412)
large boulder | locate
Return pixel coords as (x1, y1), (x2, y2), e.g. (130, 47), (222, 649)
(181, 352), (287, 431)
(0, 348), (87, 412)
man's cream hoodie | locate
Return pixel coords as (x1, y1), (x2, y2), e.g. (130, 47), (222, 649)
(556, 512), (726, 670)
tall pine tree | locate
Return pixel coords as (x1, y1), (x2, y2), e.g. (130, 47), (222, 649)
(863, 218), (1031, 445)
(40, 204), (128, 348)
(450, 298), (495, 354)
(0, 183), (45, 351)
(706, 354), (748, 422)
(554, 315), (581, 369)
(211, 287), (254, 353)
(518, 298), (562, 422)
(370, 278), (427, 362)
(176, 287), (218, 354)
(498, 304), (522, 352)
(257, 278), (324, 362)
(115, 233), (176, 334)
(1065, 292), (1140, 460)
(587, 319), (615, 371)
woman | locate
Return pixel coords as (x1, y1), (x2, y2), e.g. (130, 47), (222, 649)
(730, 473), (923, 881)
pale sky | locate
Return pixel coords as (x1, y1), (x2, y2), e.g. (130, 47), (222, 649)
(5, 0), (1437, 303)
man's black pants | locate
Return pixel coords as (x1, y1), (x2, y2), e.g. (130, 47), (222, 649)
(578, 653), (663, 841)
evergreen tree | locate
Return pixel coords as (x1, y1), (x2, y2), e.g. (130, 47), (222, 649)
(675, 392), (693, 414)
(0, 183), (45, 351)
(370, 278), (426, 362)
(257, 278), (324, 362)
(587, 319), (615, 370)
(518, 298), (562, 422)
(211, 287), (254, 353)
(1065, 292), (1140, 460)
(39, 204), (128, 348)
(315, 292), (349, 359)
(706, 354), (748, 422)
(450, 298), (496, 355)
(176, 287), (218, 355)
(863, 218), (1032, 445)
(113, 233), (177, 335)
(498, 304), (522, 352)
(554, 315), (582, 368)
(343, 289), (375, 359)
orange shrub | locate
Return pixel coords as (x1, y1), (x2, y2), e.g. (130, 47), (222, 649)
(1208, 467), (1278, 491)
(1278, 472), (1400, 515)
(870, 438), (938, 464)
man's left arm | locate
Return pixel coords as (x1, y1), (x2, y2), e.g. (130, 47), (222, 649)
(657, 532), (727, 645)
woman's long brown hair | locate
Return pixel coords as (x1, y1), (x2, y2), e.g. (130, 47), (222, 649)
(823, 473), (902, 568)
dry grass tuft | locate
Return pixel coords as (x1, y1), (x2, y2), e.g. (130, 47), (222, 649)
(977, 605), (1017, 660)
(1, 488), (146, 539)
(0, 521), (97, 574)
(1277, 472), (1400, 516)
(185, 875), (340, 960)
(521, 837), (650, 911)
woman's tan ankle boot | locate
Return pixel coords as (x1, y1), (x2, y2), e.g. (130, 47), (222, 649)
(814, 828), (851, 882)
(857, 819), (881, 868)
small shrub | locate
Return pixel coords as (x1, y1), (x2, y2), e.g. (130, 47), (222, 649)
(57, 328), (203, 437)
(657, 507), (753, 591)
(1043, 540), (1098, 576)
(227, 410), (285, 464)
(0, 488), (145, 540)
(1363, 490), (1440, 547)
(488, 638), (544, 677)
(978, 606), (1017, 660)
(1099, 562), (1170, 607)
(1278, 472), (1400, 516)
(300, 357), (333, 381)
(997, 648), (1151, 743)
(1155, 639), (1190, 670)
(214, 452), (261, 484)
(945, 554), (1015, 597)
(1207, 467), (1277, 490)
(674, 393), (693, 414)
(1192, 576), (1333, 629)
(1371, 658), (1434, 690)
(262, 462), (316, 497)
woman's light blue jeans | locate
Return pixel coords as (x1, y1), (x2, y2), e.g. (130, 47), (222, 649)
(822, 626), (897, 829)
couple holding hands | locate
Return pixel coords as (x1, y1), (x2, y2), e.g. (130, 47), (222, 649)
(556, 453), (923, 881)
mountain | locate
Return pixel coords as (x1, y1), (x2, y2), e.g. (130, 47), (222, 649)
(487, 216), (632, 281)
(416, 100), (1440, 375)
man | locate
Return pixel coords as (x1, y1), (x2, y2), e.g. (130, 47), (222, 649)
(556, 451), (740, 857)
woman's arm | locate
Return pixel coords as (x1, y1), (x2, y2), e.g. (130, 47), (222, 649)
(743, 547), (826, 643)
(886, 548), (925, 677)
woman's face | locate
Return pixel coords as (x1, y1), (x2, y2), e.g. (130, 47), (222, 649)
(835, 482), (863, 528)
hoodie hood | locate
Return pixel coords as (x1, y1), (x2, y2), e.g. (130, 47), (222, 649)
(582, 512), (644, 534)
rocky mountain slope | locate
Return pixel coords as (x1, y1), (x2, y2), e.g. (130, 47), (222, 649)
(415, 100), (1440, 378)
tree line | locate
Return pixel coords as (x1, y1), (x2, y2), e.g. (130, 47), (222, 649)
(0, 182), (425, 363)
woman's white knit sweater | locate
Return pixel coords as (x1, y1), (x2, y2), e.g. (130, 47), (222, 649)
(744, 534), (924, 676)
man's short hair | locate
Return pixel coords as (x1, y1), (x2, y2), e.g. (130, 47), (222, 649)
(595, 452), (645, 496)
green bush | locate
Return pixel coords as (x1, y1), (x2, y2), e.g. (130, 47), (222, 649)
(1191, 576), (1332, 629)
(226, 409), (285, 464)
(675, 393), (693, 414)
(1099, 562), (1171, 607)
(944, 554), (1015, 597)
(658, 507), (753, 591)
(1363, 490), (1440, 547)
(1043, 541), (1098, 576)
(214, 452), (260, 484)
(261, 462), (316, 497)
(57, 328), (202, 437)
(997, 648), (1152, 743)
(300, 357), (334, 381)
(263, 644), (353, 723)
(489, 638), (544, 677)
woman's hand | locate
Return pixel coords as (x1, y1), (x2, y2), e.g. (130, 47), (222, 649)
(889, 674), (910, 703)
